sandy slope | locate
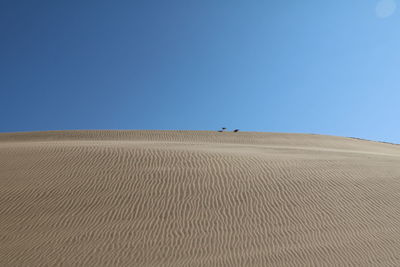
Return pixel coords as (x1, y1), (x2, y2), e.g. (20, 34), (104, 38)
(1, 130), (400, 266)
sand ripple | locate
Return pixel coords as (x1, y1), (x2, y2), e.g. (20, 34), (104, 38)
(1, 130), (400, 266)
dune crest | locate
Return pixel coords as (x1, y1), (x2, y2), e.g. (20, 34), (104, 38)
(1, 130), (400, 266)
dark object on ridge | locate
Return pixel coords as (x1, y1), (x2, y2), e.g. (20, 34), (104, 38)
(233, 129), (239, 132)
(218, 127), (227, 132)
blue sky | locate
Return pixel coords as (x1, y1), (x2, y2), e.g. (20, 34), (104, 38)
(1, 0), (399, 143)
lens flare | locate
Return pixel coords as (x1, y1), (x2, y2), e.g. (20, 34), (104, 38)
(376, 0), (397, 18)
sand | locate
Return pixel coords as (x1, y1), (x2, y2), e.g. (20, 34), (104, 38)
(1, 130), (400, 266)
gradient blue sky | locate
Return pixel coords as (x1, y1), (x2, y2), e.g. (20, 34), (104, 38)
(1, 0), (399, 143)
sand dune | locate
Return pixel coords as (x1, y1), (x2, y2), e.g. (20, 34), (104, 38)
(1, 130), (400, 266)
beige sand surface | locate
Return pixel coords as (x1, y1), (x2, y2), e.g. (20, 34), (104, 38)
(1, 130), (400, 266)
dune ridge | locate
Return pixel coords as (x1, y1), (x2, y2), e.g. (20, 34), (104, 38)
(1, 130), (400, 266)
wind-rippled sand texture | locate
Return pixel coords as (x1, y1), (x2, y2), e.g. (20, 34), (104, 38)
(1, 130), (400, 266)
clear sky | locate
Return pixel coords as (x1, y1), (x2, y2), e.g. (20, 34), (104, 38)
(1, 0), (399, 143)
